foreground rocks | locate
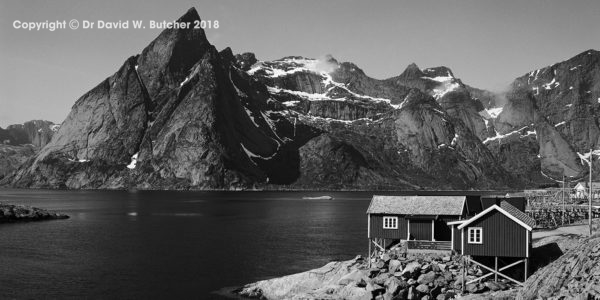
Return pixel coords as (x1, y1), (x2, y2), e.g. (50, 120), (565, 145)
(518, 235), (600, 299)
(237, 251), (517, 300)
(0, 203), (68, 222)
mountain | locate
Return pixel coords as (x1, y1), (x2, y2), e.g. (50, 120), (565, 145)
(0, 120), (59, 181)
(2, 7), (598, 190)
(0, 120), (59, 148)
(485, 50), (600, 183)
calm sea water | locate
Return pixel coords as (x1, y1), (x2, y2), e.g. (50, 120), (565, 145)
(0, 189), (501, 299)
(0, 190), (376, 299)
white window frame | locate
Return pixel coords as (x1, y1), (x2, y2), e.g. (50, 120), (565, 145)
(467, 227), (483, 244)
(383, 216), (398, 229)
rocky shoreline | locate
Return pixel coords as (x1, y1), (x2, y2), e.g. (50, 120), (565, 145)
(236, 232), (600, 300)
(0, 203), (69, 222)
(236, 251), (519, 300)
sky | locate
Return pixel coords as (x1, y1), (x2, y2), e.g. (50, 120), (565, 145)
(1, 0), (599, 127)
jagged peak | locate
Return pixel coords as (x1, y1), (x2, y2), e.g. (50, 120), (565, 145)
(398, 63), (424, 79)
(233, 52), (258, 71)
(178, 7), (201, 23)
(134, 7), (213, 100)
(338, 62), (364, 74)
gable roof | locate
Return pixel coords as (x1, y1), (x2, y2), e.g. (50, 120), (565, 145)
(500, 201), (536, 228)
(457, 202), (535, 231)
(574, 182), (600, 190)
(366, 195), (466, 216)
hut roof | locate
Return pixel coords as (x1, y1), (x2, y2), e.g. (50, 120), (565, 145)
(366, 195), (466, 216)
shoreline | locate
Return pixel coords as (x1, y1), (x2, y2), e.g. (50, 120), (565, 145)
(234, 253), (519, 300)
(0, 203), (68, 223)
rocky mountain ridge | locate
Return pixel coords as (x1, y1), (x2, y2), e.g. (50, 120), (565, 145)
(2, 7), (599, 190)
(0, 120), (59, 148)
(0, 120), (59, 181)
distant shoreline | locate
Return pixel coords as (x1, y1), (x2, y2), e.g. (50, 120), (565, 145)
(0, 203), (68, 223)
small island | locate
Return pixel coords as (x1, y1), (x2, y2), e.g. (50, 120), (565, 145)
(0, 203), (69, 222)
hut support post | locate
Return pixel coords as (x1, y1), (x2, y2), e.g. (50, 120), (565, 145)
(368, 239), (372, 268)
(465, 257), (525, 286)
(431, 219), (435, 241)
(524, 258), (528, 280)
(494, 256), (498, 282)
(462, 256), (466, 294)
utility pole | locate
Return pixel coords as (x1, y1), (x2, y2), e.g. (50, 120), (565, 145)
(590, 148), (593, 236)
(562, 175), (565, 226)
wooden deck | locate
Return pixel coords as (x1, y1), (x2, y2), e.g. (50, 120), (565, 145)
(407, 240), (451, 251)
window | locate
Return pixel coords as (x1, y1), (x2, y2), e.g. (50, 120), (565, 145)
(383, 216), (398, 229)
(468, 227), (482, 244)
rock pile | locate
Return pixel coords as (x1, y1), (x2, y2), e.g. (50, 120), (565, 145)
(518, 235), (600, 299)
(0, 203), (68, 222)
(363, 251), (517, 300)
(238, 251), (518, 300)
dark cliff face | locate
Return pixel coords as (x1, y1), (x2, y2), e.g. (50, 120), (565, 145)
(4, 7), (598, 190)
(1, 120), (59, 148)
(487, 50), (600, 181)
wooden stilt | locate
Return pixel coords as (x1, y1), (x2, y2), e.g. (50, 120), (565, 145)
(368, 239), (372, 268)
(494, 256), (498, 282)
(524, 258), (528, 281)
(462, 256), (466, 293)
(466, 257), (525, 286)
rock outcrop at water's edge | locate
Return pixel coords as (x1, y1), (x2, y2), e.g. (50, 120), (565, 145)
(0, 203), (68, 222)
(236, 233), (600, 300)
(237, 251), (520, 300)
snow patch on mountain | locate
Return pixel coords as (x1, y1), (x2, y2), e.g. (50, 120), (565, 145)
(256, 58), (401, 110)
(482, 126), (533, 144)
(486, 107), (503, 118)
(248, 57), (338, 78)
(127, 153), (138, 169)
(68, 158), (89, 163)
(543, 78), (559, 90)
(422, 71), (461, 99)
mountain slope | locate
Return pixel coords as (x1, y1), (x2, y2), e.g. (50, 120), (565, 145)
(487, 50), (600, 182)
(4, 8), (598, 190)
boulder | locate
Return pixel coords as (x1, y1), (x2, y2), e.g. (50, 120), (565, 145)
(402, 261), (422, 278)
(433, 275), (448, 287)
(417, 271), (437, 285)
(389, 259), (402, 273)
(416, 284), (430, 294)
(466, 283), (485, 294)
(484, 281), (501, 291)
(384, 276), (404, 295)
(338, 269), (368, 286)
(437, 263), (447, 272)
(373, 273), (391, 285)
